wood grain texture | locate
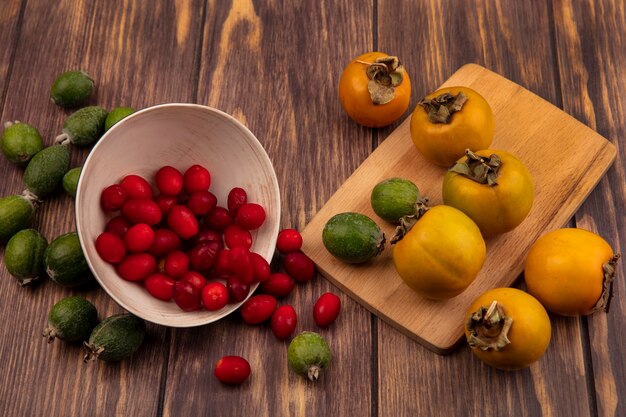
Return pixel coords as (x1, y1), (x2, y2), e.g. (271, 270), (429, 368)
(301, 64), (615, 352)
(161, 1), (374, 417)
(375, 1), (598, 416)
(553, 1), (626, 416)
(0, 0), (203, 416)
(0, 0), (23, 111)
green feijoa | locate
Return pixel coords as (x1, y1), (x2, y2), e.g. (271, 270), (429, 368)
(4, 229), (47, 285)
(23, 145), (71, 199)
(104, 107), (135, 131)
(50, 70), (94, 108)
(0, 194), (36, 243)
(322, 212), (385, 263)
(56, 106), (108, 147)
(43, 296), (98, 343)
(62, 167), (82, 198)
(288, 331), (331, 381)
(1, 121), (44, 166)
(83, 314), (146, 362)
(44, 232), (92, 288)
(371, 177), (420, 224)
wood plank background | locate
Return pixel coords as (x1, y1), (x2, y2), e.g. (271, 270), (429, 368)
(0, 1), (623, 416)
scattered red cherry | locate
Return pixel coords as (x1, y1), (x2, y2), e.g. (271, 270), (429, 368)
(226, 276), (250, 303)
(122, 198), (162, 225)
(95, 232), (126, 263)
(201, 282), (229, 311)
(120, 174), (153, 199)
(227, 187), (247, 214)
(187, 190), (217, 215)
(271, 305), (298, 340)
(313, 292), (341, 327)
(155, 166), (183, 196)
(214, 356), (250, 385)
(189, 241), (221, 271)
(124, 223), (155, 253)
(164, 250), (189, 278)
(100, 184), (127, 212)
(235, 203), (266, 230)
(117, 253), (156, 281)
(194, 229), (223, 246)
(276, 228), (303, 254)
(167, 205), (199, 239)
(105, 215), (131, 237)
(183, 164), (211, 194)
(283, 251), (315, 282)
(145, 273), (176, 301)
(173, 280), (202, 311)
(260, 273), (294, 298)
(228, 247), (254, 284)
(205, 206), (233, 230)
(240, 295), (277, 324)
(180, 271), (207, 291)
(223, 224), (252, 249)
(250, 252), (271, 283)
(213, 249), (231, 277)
(148, 229), (181, 257)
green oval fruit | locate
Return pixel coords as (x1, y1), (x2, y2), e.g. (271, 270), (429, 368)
(50, 70), (94, 108)
(23, 145), (70, 199)
(0, 195), (35, 243)
(288, 331), (331, 381)
(104, 107), (135, 131)
(322, 212), (385, 263)
(44, 232), (92, 287)
(371, 177), (420, 223)
(62, 167), (82, 197)
(4, 229), (47, 285)
(57, 106), (108, 147)
(1, 121), (44, 166)
(43, 296), (98, 343)
(83, 314), (146, 362)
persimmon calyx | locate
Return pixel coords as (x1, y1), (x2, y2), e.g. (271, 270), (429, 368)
(390, 197), (429, 244)
(592, 253), (621, 314)
(419, 91), (468, 124)
(357, 56), (405, 105)
(466, 300), (512, 351)
(449, 149), (501, 186)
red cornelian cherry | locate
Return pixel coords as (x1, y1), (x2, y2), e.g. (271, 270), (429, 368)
(105, 215), (131, 238)
(155, 194), (177, 216)
(187, 191), (217, 215)
(201, 282), (229, 311)
(283, 251), (315, 282)
(214, 356), (251, 385)
(124, 223), (155, 253)
(260, 273), (294, 298)
(228, 247), (254, 284)
(276, 229), (303, 254)
(145, 273), (176, 301)
(271, 305), (298, 340)
(173, 280), (202, 311)
(194, 229), (223, 246)
(240, 295), (277, 324)
(164, 250), (190, 278)
(180, 271), (207, 291)
(189, 241), (221, 271)
(148, 229), (181, 257)
(117, 253), (156, 281)
(226, 276), (250, 303)
(205, 206), (233, 231)
(250, 252), (271, 283)
(214, 249), (231, 277)
(235, 203), (266, 230)
(155, 166), (183, 196)
(122, 198), (162, 225)
(313, 292), (341, 327)
(120, 174), (154, 199)
(223, 224), (252, 249)
(95, 232), (126, 263)
(183, 164), (211, 194)
(227, 187), (247, 214)
(100, 184), (127, 212)
(167, 205), (199, 239)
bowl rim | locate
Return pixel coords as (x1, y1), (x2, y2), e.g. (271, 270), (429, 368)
(75, 102), (281, 327)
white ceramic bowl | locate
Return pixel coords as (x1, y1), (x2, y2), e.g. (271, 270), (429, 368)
(75, 103), (280, 327)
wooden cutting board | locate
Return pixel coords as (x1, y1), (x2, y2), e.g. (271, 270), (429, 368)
(300, 64), (617, 354)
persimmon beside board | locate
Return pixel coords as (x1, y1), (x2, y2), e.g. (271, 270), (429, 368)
(300, 64), (617, 354)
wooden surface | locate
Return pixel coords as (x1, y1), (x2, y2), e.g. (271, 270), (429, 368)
(0, 1), (623, 416)
(301, 63), (616, 353)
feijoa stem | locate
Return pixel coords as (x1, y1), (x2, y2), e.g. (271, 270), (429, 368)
(466, 300), (513, 351)
(390, 197), (429, 244)
(419, 91), (468, 124)
(55, 133), (71, 146)
(591, 253), (621, 314)
(82, 341), (105, 362)
(20, 189), (39, 206)
(449, 149), (501, 185)
(42, 327), (57, 344)
(308, 365), (321, 381)
(356, 56), (405, 105)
